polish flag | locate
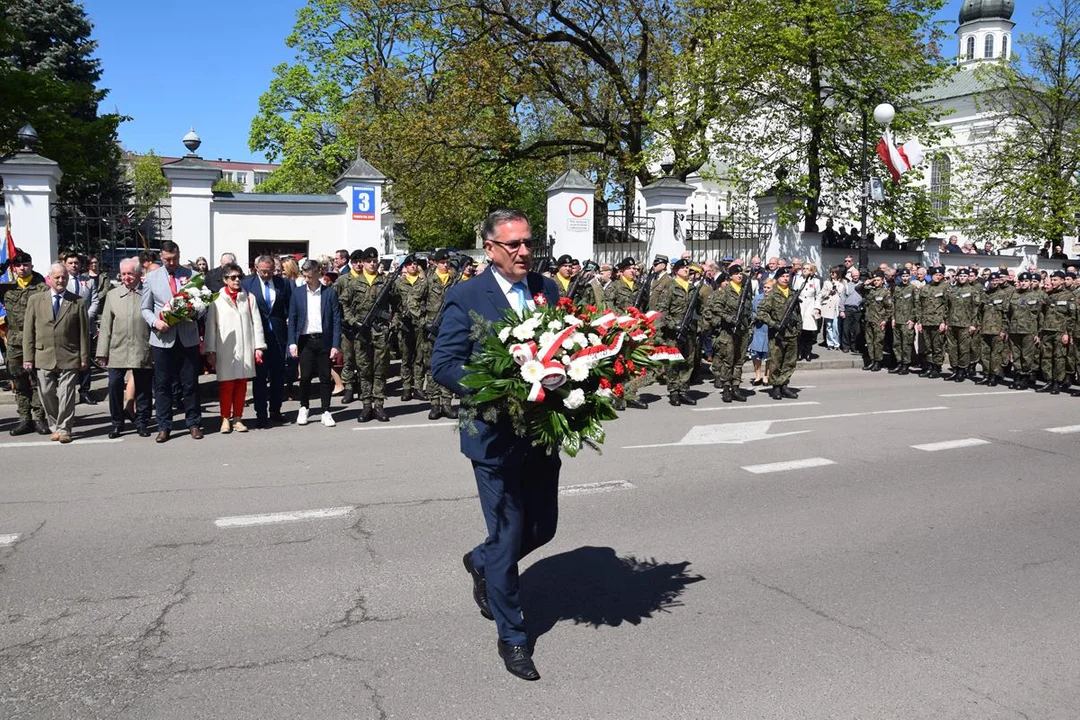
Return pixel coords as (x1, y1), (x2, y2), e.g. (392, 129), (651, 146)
(876, 130), (925, 182)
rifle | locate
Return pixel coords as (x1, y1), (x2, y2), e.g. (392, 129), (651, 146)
(632, 270), (656, 311)
(676, 280), (703, 344)
(564, 260), (599, 304)
(774, 274), (806, 341)
(423, 254), (469, 341)
(355, 261), (405, 343)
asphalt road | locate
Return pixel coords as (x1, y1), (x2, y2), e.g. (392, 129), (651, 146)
(2, 367), (1079, 719)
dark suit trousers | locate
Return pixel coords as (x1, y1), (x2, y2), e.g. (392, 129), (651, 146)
(152, 343), (202, 431)
(252, 338), (286, 418)
(108, 368), (152, 430)
(469, 451), (561, 646)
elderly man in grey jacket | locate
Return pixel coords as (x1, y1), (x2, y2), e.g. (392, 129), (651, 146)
(97, 257), (154, 438)
(140, 240), (204, 442)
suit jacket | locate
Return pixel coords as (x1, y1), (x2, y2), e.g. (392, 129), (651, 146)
(140, 265), (200, 349)
(67, 275), (100, 324)
(242, 274), (291, 350)
(22, 290), (90, 370)
(287, 283), (342, 351)
(431, 268), (560, 462)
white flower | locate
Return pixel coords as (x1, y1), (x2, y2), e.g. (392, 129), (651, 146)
(523, 316), (541, 331)
(561, 335), (578, 350)
(520, 360), (545, 383)
(589, 333), (604, 346)
(571, 332), (587, 348)
(596, 387), (612, 398)
(567, 359), (590, 382)
(563, 388), (586, 410)
(539, 331), (557, 348)
(561, 355), (571, 365)
(564, 314), (583, 326)
(511, 323), (534, 341)
(199, 287), (211, 298)
(548, 320), (564, 330)
(185, 286), (200, 298)
(498, 327), (512, 343)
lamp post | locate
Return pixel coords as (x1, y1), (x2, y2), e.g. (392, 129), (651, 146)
(856, 102), (895, 272)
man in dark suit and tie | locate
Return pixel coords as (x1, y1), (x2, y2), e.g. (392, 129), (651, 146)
(243, 255), (292, 428)
(431, 209), (561, 681)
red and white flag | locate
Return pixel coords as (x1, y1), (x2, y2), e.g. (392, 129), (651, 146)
(876, 130), (925, 182)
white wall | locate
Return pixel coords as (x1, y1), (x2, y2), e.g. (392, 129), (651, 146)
(211, 200), (345, 266)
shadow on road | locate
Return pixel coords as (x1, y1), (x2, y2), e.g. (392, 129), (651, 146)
(521, 546), (704, 641)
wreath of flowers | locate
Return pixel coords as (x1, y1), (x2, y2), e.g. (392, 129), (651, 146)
(159, 273), (216, 326)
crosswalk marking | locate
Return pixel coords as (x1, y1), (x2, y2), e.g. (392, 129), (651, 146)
(353, 422), (457, 431)
(1045, 425), (1080, 434)
(939, 391), (1018, 398)
(911, 438), (989, 452)
(559, 480), (635, 496)
(742, 458), (835, 475)
(0, 438), (123, 449)
(692, 401), (820, 412)
(215, 506), (355, 529)
(0, 534), (20, 547)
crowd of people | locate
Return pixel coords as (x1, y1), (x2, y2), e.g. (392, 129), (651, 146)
(3, 237), (1078, 442)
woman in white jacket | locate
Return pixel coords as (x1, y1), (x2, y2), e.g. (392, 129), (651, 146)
(204, 263), (266, 433)
(798, 264), (821, 361)
(818, 266), (844, 350)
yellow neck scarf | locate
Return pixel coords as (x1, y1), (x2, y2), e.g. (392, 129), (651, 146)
(405, 274), (418, 285)
(778, 286), (790, 298)
(16, 275), (32, 289)
(556, 274), (571, 290)
(675, 278), (690, 292)
(350, 269), (361, 279)
(729, 281), (741, 295)
(363, 271), (378, 285)
(621, 276), (635, 291)
(436, 271), (450, 285)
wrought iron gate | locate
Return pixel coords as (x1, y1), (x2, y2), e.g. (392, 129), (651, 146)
(52, 199), (172, 268)
(592, 206), (655, 266)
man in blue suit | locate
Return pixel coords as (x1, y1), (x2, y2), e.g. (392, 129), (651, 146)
(243, 255), (292, 428)
(431, 209), (561, 682)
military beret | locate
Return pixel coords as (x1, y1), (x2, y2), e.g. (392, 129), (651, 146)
(10, 251), (32, 264)
(899, 268), (911, 275)
(773, 267), (789, 279)
(1052, 270), (1066, 279)
(872, 269), (886, 278)
(571, 258), (582, 266)
(720, 256), (735, 264)
(652, 255), (669, 266)
(716, 271), (729, 283)
(989, 272), (1001, 279)
(956, 268), (970, 276)
(401, 254), (418, 266)
(349, 249), (365, 262)
(727, 263), (743, 275)
(1067, 271), (1078, 279)
(616, 256), (637, 271)
(931, 266), (945, 274)
(556, 254), (574, 266)
(672, 258), (691, 271)
(431, 249), (451, 262)
(361, 247), (379, 260)
(1017, 272), (1029, 281)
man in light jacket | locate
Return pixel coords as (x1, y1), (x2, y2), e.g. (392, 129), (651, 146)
(97, 258), (153, 438)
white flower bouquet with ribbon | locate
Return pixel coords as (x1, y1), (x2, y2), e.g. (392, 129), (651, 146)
(159, 273), (216, 326)
(459, 296), (683, 456)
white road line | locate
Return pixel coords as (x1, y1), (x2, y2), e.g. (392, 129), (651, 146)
(1045, 425), (1080, 434)
(0, 534), (19, 547)
(0, 438), (123, 449)
(215, 506), (355, 529)
(939, 391), (1018, 397)
(742, 457), (835, 475)
(559, 480), (635, 496)
(911, 438), (990, 452)
(692, 401), (820, 412)
(770, 406), (948, 424)
(353, 422), (457, 431)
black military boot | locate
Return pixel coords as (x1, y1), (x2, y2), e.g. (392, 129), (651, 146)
(987, 375), (999, 387)
(974, 372), (989, 385)
(401, 389), (414, 402)
(731, 385), (746, 402)
(713, 377), (723, 389)
(1070, 386), (1080, 397)
(781, 385), (799, 399)
(678, 393), (697, 406)
(358, 404), (374, 422)
(721, 386), (733, 403)
(927, 365), (942, 379)
(342, 388), (356, 404)
(870, 361), (881, 372)
(769, 386), (783, 400)
(428, 404), (443, 420)
(443, 404), (458, 419)
(1009, 375), (1021, 390)
(918, 364), (931, 377)
(897, 365), (910, 376)
(952, 368), (967, 382)
(862, 361), (873, 371)
(888, 364), (901, 374)
(668, 394), (681, 406)
(8, 418), (35, 436)
(1036, 381), (1057, 394)
(613, 397), (627, 411)
(626, 398), (648, 409)
(412, 388), (428, 401)
(373, 405), (390, 422)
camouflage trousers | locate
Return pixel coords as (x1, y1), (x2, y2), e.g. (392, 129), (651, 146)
(340, 334), (361, 389)
(1040, 331), (1070, 382)
(767, 330), (799, 386)
(420, 339), (453, 404)
(946, 326), (973, 369)
(396, 324), (422, 393)
(1009, 334), (1038, 374)
(893, 322), (915, 365)
(921, 327), (946, 366)
(712, 329), (750, 386)
(664, 330), (699, 394)
(6, 352), (45, 422)
(356, 330), (391, 404)
(865, 318), (887, 362)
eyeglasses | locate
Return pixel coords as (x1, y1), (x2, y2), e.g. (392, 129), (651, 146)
(224, 274), (242, 280)
(490, 239), (534, 252)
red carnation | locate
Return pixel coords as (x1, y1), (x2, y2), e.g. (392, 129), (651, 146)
(626, 359), (635, 372)
(556, 297), (574, 311)
(598, 377), (611, 389)
(586, 304), (598, 313)
(613, 383), (624, 398)
(613, 359), (625, 376)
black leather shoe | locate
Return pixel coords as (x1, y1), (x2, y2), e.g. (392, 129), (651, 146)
(927, 367), (941, 379)
(870, 362), (881, 372)
(373, 406), (390, 422)
(442, 404), (458, 419)
(952, 369), (967, 382)
(888, 365), (900, 374)
(497, 641), (540, 681)
(428, 405), (443, 420)
(254, 417), (268, 429)
(79, 392), (98, 405)
(668, 395), (681, 406)
(401, 389), (414, 402)
(626, 398), (647, 410)
(1036, 382), (1056, 394)
(770, 386), (782, 400)
(269, 412), (290, 424)
(342, 390), (355, 405)
(781, 385), (799, 399)
(9, 419), (35, 436)
(897, 366), (910, 375)
(108, 427), (122, 439)
(358, 405), (374, 423)
(137, 428), (153, 437)
(462, 552), (493, 620)
(987, 375), (999, 387)
(678, 393), (697, 406)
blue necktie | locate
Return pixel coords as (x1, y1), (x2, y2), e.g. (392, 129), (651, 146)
(264, 281), (273, 332)
(52, 293), (61, 320)
(511, 282), (528, 314)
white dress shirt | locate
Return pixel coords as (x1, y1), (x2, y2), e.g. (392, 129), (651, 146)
(303, 285), (323, 335)
(489, 268), (535, 314)
(259, 277), (276, 309)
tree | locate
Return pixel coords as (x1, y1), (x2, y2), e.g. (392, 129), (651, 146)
(132, 151), (169, 207)
(0, 0), (126, 207)
(212, 178), (247, 194)
(960, 0), (1080, 247)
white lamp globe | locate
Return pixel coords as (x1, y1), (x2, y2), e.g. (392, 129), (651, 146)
(873, 103), (895, 126)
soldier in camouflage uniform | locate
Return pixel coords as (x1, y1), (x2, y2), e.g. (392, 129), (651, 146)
(334, 250), (366, 404)
(604, 257), (648, 410)
(0, 251), (50, 435)
(703, 263), (751, 403)
(647, 255), (672, 312)
(393, 255), (428, 402)
(421, 249), (459, 419)
(658, 259), (701, 406)
(756, 268), (801, 400)
(916, 266), (948, 378)
(1066, 272), (1080, 388)
(860, 270), (893, 372)
(339, 247), (392, 421)
(975, 272), (1009, 386)
(943, 268), (982, 382)
(1035, 270), (1076, 394)
(1006, 272), (1043, 390)
(889, 268), (918, 375)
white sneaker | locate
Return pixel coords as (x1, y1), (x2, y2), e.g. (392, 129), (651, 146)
(320, 411), (336, 427)
(297, 407), (310, 426)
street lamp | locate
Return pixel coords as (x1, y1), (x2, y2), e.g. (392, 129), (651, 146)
(856, 102), (895, 271)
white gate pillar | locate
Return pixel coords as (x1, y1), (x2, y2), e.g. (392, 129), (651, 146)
(162, 130), (219, 265)
(0, 125), (62, 266)
(641, 176), (695, 261)
(546, 169), (595, 261)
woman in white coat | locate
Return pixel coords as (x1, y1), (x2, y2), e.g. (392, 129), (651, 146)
(818, 266), (844, 350)
(797, 264), (821, 361)
(204, 263), (266, 433)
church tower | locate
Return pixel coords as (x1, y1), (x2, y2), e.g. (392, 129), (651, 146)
(957, 0), (1015, 68)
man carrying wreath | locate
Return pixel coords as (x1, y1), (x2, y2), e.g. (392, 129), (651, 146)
(431, 208), (561, 681)
(140, 240), (204, 442)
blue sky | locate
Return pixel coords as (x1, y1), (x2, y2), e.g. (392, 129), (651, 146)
(85, 0), (1043, 164)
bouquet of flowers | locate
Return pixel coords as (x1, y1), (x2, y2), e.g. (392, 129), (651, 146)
(160, 273), (216, 326)
(459, 294), (683, 456)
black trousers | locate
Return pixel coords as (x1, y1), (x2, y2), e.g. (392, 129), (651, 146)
(252, 339), (286, 418)
(298, 334), (331, 410)
(108, 367), (152, 430)
(841, 308), (864, 351)
(151, 343), (202, 431)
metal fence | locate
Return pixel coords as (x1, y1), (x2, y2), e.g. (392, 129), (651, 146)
(52, 199), (172, 267)
(592, 208), (655, 265)
(682, 212), (769, 262)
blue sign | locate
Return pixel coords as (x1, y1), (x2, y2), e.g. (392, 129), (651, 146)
(352, 186), (376, 221)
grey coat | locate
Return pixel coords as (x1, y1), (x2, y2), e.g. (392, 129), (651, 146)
(98, 284), (152, 369)
(140, 265), (201, 348)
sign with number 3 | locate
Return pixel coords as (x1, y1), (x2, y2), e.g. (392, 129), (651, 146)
(352, 186), (376, 221)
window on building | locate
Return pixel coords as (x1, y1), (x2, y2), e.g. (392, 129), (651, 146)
(1002, 35), (1009, 58)
(222, 172), (233, 182)
(254, 172), (269, 186)
(930, 155), (951, 216)
(235, 172), (247, 186)
(984, 34), (995, 58)
(966, 36), (975, 59)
